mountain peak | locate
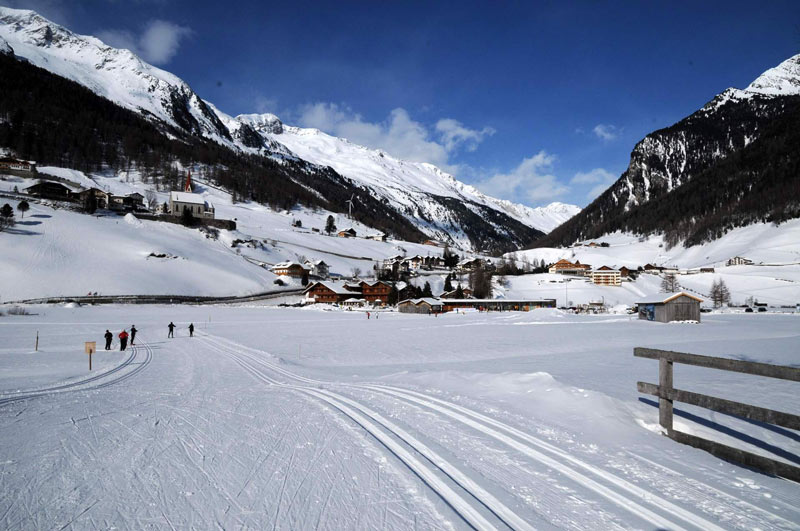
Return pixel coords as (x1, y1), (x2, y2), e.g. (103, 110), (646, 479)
(745, 53), (800, 96)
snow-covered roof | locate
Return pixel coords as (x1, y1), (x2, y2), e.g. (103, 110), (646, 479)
(170, 191), (206, 205)
(637, 292), (703, 304)
(305, 281), (358, 295)
(399, 298), (442, 306)
(273, 261), (306, 269)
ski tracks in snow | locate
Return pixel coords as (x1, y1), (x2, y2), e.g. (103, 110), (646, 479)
(201, 332), (799, 531)
(0, 339), (153, 407)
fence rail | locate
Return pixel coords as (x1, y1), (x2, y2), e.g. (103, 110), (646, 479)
(635, 347), (800, 482)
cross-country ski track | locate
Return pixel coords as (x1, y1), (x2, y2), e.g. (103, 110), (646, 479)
(2, 311), (798, 530)
(199, 332), (795, 531)
(0, 339), (153, 407)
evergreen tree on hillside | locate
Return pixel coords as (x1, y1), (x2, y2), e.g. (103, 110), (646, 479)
(422, 281), (433, 298)
(325, 215), (336, 235)
(443, 274), (453, 293)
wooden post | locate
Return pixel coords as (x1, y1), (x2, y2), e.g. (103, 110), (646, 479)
(659, 357), (673, 433)
(89, 349), (92, 371)
(35, 331), (39, 351)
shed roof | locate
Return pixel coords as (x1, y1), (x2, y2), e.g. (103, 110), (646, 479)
(637, 292), (704, 304)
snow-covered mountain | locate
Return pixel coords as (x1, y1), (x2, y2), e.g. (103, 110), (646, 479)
(536, 53), (800, 249)
(0, 6), (579, 250)
(236, 113), (579, 233)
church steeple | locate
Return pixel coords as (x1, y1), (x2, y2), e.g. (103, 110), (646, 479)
(184, 170), (192, 193)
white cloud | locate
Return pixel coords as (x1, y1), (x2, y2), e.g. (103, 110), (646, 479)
(592, 124), (618, 141)
(98, 19), (191, 65)
(435, 118), (495, 152)
(570, 167), (617, 199)
(473, 151), (569, 205)
(295, 103), (493, 172)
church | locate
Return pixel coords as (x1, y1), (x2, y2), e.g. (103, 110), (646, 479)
(168, 172), (215, 219)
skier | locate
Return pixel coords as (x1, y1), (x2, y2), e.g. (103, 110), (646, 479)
(130, 325), (137, 346)
(168, 322), (175, 338)
(118, 329), (129, 351)
(188, 323), (194, 337)
(366, 311), (370, 319)
(104, 329), (113, 350)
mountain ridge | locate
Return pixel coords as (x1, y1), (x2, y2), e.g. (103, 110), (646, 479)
(0, 6), (577, 250)
(534, 52), (800, 249)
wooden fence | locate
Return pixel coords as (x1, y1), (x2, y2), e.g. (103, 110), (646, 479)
(635, 347), (800, 482)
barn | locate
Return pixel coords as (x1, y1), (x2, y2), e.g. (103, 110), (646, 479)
(637, 292), (703, 323)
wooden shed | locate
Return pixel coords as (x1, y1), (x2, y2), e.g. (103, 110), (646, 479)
(637, 292), (703, 323)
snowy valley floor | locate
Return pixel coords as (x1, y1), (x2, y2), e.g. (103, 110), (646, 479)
(0, 305), (798, 530)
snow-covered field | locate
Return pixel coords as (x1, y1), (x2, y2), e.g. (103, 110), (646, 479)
(1, 304), (798, 529)
(0, 169), (470, 301)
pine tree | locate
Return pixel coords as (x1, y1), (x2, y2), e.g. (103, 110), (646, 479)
(0, 203), (14, 231)
(388, 284), (399, 305)
(422, 281), (433, 298)
(16, 200), (29, 219)
(443, 274), (453, 292)
(455, 284), (464, 298)
(325, 215), (336, 235)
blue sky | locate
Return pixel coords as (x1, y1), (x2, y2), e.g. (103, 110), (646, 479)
(9, 0), (800, 208)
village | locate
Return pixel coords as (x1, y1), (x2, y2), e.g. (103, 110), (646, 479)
(2, 156), (791, 324)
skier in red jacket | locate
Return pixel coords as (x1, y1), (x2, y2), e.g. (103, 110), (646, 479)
(118, 329), (129, 351)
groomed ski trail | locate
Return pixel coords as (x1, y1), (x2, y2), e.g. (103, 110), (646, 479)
(0, 339), (153, 407)
(202, 334), (534, 531)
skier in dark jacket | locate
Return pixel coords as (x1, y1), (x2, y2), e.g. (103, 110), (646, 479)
(168, 322), (175, 338)
(119, 329), (129, 351)
(188, 323), (194, 337)
(104, 330), (113, 350)
(130, 325), (137, 346)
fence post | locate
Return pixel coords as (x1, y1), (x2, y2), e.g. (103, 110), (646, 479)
(659, 357), (673, 433)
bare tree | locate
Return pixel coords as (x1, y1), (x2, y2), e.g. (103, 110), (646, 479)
(145, 190), (157, 211)
(660, 273), (679, 293)
(710, 278), (731, 308)
(351, 266), (362, 279)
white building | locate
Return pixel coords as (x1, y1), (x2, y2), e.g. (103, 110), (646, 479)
(727, 256), (753, 266)
(590, 267), (621, 286)
(169, 192), (214, 219)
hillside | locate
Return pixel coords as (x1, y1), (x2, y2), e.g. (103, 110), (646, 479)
(0, 7), (577, 253)
(535, 54), (800, 249)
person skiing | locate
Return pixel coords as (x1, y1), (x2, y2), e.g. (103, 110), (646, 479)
(168, 322), (175, 338)
(104, 330), (113, 350)
(130, 325), (137, 346)
(118, 329), (129, 351)
(188, 323), (194, 337)
(366, 311), (371, 319)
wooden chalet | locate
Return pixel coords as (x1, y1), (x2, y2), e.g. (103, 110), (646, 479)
(303, 259), (330, 279)
(440, 287), (473, 299)
(360, 280), (392, 304)
(337, 228), (357, 238)
(24, 181), (75, 201)
(272, 261), (310, 278)
(77, 187), (112, 209)
(548, 259), (591, 276)
(303, 281), (361, 304)
(397, 298), (444, 314)
(0, 157), (35, 172)
(457, 258), (484, 272)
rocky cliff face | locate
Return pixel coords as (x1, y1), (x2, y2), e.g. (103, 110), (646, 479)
(536, 54), (800, 248)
